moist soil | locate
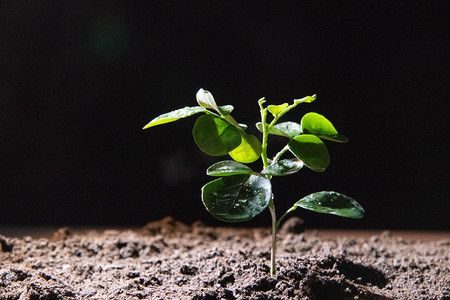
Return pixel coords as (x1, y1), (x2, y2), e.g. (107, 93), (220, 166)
(0, 217), (449, 300)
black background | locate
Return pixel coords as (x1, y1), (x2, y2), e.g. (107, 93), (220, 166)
(0, 2), (448, 230)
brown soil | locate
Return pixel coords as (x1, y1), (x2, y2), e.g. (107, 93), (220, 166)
(1, 217), (449, 300)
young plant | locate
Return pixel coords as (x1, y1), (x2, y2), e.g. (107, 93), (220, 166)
(143, 88), (364, 276)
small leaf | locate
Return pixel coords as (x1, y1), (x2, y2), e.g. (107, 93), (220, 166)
(288, 134), (330, 172)
(202, 174), (272, 222)
(256, 122), (289, 137)
(218, 105), (234, 116)
(294, 94), (316, 104)
(273, 122), (301, 138)
(261, 159), (303, 176)
(229, 133), (262, 163)
(207, 160), (253, 176)
(143, 106), (207, 129)
(268, 103), (288, 117)
(192, 114), (241, 156)
(196, 88), (220, 112)
(238, 123), (248, 130)
(301, 112), (348, 143)
(294, 191), (364, 219)
(256, 122), (300, 138)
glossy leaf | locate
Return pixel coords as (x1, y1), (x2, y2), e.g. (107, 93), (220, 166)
(196, 88), (220, 112)
(218, 105), (234, 116)
(268, 103), (288, 117)
(142, 106), (207, 129)
(255, 122), (300, 138)
(301, 112), (348, 143)
(207, 160), (253, 176)
(256, 122), (287, 137)
(229, 133), (262, 163)
(261, 159), (304, 176)
(192, 114), (241, 156)
(238, 123), (248, 130)
(202, 174), (272, 222)
(294, 191), (364, 219)
(273, 122), (302, 138)
(288, 134), (330, 172)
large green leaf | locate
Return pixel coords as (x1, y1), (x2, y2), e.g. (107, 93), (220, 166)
(143, 106), (207, 129)
(207, 160), (253, 176)
(301, 112), (348, 143)
(261, 159), (303, 176)
(192, 114), (242, 156)
(229, 133), (262, 163)
(288, 134), (330, 172)
(294, 191), (364, 219)
(202, 174), (272, 222)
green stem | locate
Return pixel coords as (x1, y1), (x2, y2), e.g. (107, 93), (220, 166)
(268, 197), (277, 276)
(272, 145), (290, 165)
(276, 206), (297, 229)
(259, 107), (269, 169)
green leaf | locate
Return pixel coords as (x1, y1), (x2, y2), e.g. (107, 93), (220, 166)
(238, 123), (248, 130)
(261, 159), (303, 176)
(273, 122), (302, 138)
(218, 105), (234, 116)
(294, 94), (316, 104)
(301, 112), (348, 143)
(288, 134), (330, 172)
(192, 114), (242, 156)
(255, 122), (300, 138)
(196, 88), (220, 112)
(202, 174), (272, 222)
(268, 103), (288, 117)
(229, 133), (262, 163)
(256, 122), (287, 137)
(207, 160), (253, 176)
(143, 106), (208, 129)
(294, 191), (364, 219)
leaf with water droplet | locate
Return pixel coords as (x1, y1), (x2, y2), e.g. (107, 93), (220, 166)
(294, 191), (364, 219)
(202, 174), (272, 222)
(143, 106), (208, 129)
(255, 121), (301, 138)
(261, 159), (303, 176)
(207, 160), (253, 176)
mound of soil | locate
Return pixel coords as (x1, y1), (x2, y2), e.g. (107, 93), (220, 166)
(1, 217), (449, 299)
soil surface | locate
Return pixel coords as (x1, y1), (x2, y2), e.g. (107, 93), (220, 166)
(1, 217), (449, 299)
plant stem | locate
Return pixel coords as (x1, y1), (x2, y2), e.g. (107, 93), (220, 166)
(272, 145), (290, 165)
(268, 197), (277, 276)
(258, 98), (279, 276)
(259, 104), (269, 169)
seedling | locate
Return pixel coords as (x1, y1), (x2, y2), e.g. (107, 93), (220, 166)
(143, 89), (364, 275)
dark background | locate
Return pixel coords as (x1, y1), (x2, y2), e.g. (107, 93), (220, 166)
(0, 2), (448, 230)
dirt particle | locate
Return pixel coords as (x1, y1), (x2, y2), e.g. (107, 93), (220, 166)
(0, 237), (13, 252)
(49, 227), (71, 242)
(180, 265), (198, 275)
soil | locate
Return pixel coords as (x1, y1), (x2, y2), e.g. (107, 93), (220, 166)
(0, 217), (449, 300)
